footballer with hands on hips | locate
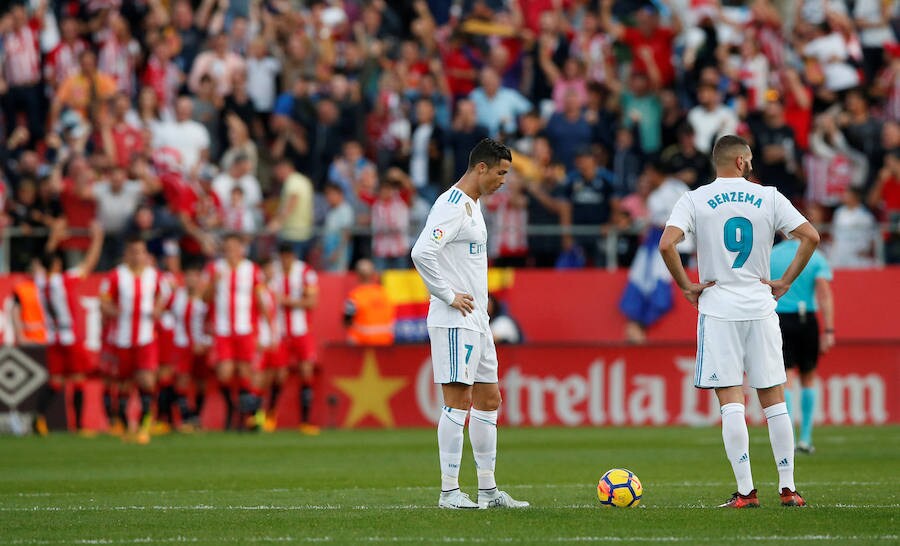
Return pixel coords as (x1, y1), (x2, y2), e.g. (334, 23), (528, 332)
(659, 135), (820, 509)
(411, 138), (529, 510)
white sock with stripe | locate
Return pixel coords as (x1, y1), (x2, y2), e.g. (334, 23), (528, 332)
(469, 408), (498, 491)
(721, 403), (754, 495)
(438, 406), (468, 492)
(764, 402), (796, 492)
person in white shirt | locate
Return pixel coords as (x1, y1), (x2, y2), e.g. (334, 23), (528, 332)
(660, 135), (820, 509)
(152, 96), (210, 175)
(687, 84), (738, 154)
(411, 138), (529, 510)
(829, 187), (878, 269)
(212, 153), (263, 210)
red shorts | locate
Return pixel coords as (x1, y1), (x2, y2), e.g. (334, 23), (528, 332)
(282, 334), (317, 365)
(157, 328), (176, 366)
(212, 334), (257, 365)
(115, 342), (159, 379)
(261, 344), (287, 370)
(47, 343), (91, 376)
(175, 347), (210, 379)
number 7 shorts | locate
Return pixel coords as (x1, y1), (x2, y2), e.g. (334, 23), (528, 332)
(428, 327), (499, 385)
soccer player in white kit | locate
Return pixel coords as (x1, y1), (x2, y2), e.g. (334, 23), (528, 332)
(659, 135), (820, 508)
(411, 138), (529, 510)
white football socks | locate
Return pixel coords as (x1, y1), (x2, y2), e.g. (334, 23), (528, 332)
(721, 403), (754, 495)
(764, 402), (796, 492)
(469, 408), (498, 491)
(438, 406), (468, 492)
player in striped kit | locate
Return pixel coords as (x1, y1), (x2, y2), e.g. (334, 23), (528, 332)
(257, 259), (283, 432)
(167, 259), (211, 431)
(155, 252), (180, 433)
(272, 243), (319, 434)
(99, 236), (169, 444)
(31, 222), (103, 435)
(205, 233), (270, 430)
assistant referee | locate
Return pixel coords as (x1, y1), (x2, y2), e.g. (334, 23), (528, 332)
(770, 239), (835, 455)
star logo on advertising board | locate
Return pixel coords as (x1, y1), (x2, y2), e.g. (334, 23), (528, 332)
(333, 350), (408, 428)
(0, 347), (48, 408)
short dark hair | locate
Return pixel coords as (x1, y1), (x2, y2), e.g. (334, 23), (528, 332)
(278, 241), (295, 255)
(712, 135), (750, 167)
(125, 233), (146, 247)
(223, 231), (244, 243)
(182, 256), (205, 271)
(467, 138), (511, 171)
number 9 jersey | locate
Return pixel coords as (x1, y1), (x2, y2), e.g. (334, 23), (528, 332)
(666, 177), (808, 321)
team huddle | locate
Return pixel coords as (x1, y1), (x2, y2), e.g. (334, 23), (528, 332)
(31, 232), (319, 443)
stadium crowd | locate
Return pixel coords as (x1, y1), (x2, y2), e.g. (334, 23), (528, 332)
(1, 0), (900, 274)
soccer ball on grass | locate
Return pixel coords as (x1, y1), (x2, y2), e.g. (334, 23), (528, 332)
(596, 468), (642, 507)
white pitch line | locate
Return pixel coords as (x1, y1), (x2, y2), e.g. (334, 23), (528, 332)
(13, 480), (897, 498)
(6, 535), (900, 545)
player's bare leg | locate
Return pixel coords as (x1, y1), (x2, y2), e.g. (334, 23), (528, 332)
(472, 382), (528, 509)
(715, 386), (758, 508)
(216, 361), (235, 430)
(438, 383), (477, 509)
(265, 367), (288, 432)
(298, 360), (319, 435)
(758, 385), (806, 506)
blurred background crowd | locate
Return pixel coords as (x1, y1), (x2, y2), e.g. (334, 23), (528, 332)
(2, 0), (900, 274)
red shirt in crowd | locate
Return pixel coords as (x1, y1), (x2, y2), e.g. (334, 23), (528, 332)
(622, 26), (676, 87)
(59, 179), (97, 252)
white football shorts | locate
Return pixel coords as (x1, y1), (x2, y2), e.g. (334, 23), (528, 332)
(428, 326), (499, 385)
(694, 313), (787, 389)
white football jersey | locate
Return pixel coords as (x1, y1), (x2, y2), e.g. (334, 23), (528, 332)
(666, 177), (808, 320)
(411, 186), (490, 333)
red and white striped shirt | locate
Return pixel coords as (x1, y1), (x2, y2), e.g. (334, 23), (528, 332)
(257, 284), (279, 349)
(206, 259), (263, 336)
(101, 265), (164, 348)
(3, 24), (41, 85)
(168, 287), (209, 349)
(371, 195), (410, 258)
(485, 190), (527, 258)
(272, 259), (317, 337)
(44, 39), (87, 87)
(98, 36), (138, 96)
(36, 270), (85, 346)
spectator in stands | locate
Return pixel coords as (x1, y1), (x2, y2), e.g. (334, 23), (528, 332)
(839, 89), (884, 188)
(406, 97), (445, 203)
(211, 152), (262, 211)
(562, 147), (620, 267)
(469, 66), (532, 138)
(8, 179), (50, 272)
(220, 114), (258, 174)
(544, 90), (594, 171)
(268, 158), (315, 260)
(188, 32), (246, 97)
(245, 37), (281, 137)
(99, 93), (145, 170)
(601, 0), (680, 89)
(321, 182), (354, 273)
(303, 98), (345, 187)
(661, 123), (711, 189)
(44, 16), (87, 92)
(751, 99), (801, 200)
(191, 75), (223, 157)
(830, 187), (879, 269)
(344, 258), (396, 346)
(487, 294), (523, 344)
(620, 72), (663, 155)
(50, 49), (117, 133)
(97, 10), (140, 97)
(448, 99), (490, 181)
(222, 186), (257, 236)
(371, 177), (410, 271)
(525, 157), (570, 269)
(1, 3), (45, 145)
(153, 96), (211, 177)
(485, 171), (528, 268)
(56, 157), (98, 268)
(94, 165), (145, 270)
(171, 0), (206, 74)
(688, 83), (738, 155)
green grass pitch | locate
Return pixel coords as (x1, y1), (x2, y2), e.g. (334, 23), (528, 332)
(1, 426), (897, 545)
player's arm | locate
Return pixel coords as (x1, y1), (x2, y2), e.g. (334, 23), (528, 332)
(76, 221), (104, 278)
(410, 203), (474, 316)
(99, 276), (119, 318)
(761, 224), (821, 300)
(659, 226), (714, 307)
(152, 277), (172, 320)
(815, 277), (835, 353)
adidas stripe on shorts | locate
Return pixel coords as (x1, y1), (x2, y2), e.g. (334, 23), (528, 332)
(694, 313), (786, 389)
(428, 327), (499, 385)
